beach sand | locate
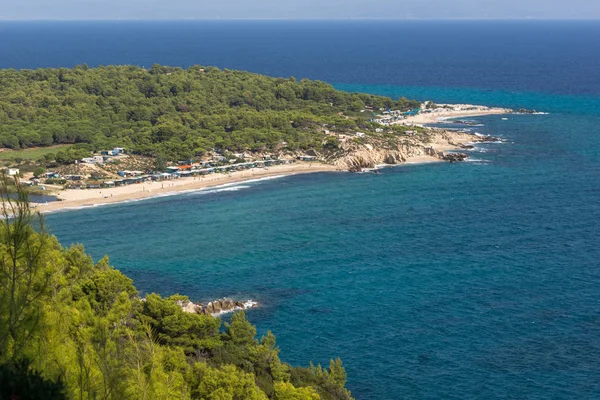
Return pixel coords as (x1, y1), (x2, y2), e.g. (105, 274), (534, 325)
(399, 107), (510, 125)
(33, 110), (499, 214)
(36, 153), (451, 213)
(36, 163), (339, 213)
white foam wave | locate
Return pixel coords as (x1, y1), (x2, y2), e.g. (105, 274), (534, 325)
(464, 158), (491, 163)
(43, 202), (113, 214)
(42, 175), (287, 214)
(211, 300), (258, 317)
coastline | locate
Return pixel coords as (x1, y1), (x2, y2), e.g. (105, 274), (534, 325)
(35, 163), (339, 213)
(32, 106), (509, 214)
(399, 107), (511, 125)
(35, 156), (449, 214)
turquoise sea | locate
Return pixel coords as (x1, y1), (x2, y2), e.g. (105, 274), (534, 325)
(3, 20), (599, 399)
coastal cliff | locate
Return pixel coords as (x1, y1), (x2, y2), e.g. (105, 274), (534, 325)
(327, 129), (499, 171)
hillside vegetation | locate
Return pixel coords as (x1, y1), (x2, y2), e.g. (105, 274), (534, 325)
(0, 64), (419, 161)
(0, 178), (353, 400)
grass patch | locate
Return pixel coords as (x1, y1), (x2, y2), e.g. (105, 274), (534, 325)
(0, 145), (71, 161)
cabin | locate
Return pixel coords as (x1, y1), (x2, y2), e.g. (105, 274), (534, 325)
(101, 181), (115, 188)
(66, 181), (84, 189)
(44, 172), (61, 179)
(118, 170), (143, 177)
(297, 156), (316, 162)
(86, 181), (102, 189)
(81, 156), (104, 164)
(157, 173), (173, 180)
(7, 168), (20, 176)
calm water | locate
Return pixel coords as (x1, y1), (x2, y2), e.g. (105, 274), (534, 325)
(3, 21), (599, 399)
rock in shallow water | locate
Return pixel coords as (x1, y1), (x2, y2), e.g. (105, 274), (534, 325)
(176, 297), (258, 316)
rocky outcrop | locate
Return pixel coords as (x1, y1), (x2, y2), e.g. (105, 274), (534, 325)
(333, 144), (430, 171)
(440, 152), (468, 162)
(176, 298), (258, 316)
(516, 108), (537, 114)
(324, 129), (504, 171)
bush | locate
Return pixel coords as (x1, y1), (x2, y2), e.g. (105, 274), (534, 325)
(33, 167), (46, 178)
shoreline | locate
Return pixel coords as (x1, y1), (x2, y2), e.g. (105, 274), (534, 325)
(399, 107), (511, 125)
(35, 163), (339, 213)
(35, 156), (449, 214)
(32, 108), (507, 214)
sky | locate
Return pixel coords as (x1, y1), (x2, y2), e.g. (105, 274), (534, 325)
(1, 0), (599, 20)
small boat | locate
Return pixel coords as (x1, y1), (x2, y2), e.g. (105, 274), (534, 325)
(501, 118), (508, 120)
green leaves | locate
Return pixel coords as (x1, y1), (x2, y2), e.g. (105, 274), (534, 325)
(0, 65), (418, 161)
(0, 193), (353, 399)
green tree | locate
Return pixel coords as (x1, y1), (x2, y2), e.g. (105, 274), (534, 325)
(154, 152), (167, 172)
(0, 174), (50, 361)
(274, 381), (320, 400)
(225, 311), (256, 346)
(33, 167), (46, 178)
(194, 363), (268, 400)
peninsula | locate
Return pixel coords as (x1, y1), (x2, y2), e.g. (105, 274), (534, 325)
(0, 65), (508, 212)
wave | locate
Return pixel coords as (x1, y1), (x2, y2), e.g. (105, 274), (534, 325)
(464, 158), (491, 164)
(211, 300), (258, 317)
(42, 175), (288, 214)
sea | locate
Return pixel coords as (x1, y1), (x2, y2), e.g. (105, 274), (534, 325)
(1, 20), (599, 399)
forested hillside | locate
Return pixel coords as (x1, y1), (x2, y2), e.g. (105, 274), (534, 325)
(0, 179), (353, 400)
(0, 64), (419, 160)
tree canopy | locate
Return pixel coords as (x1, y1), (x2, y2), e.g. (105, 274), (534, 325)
(0, 177), (353, 399)
(0, 64), (419, 161)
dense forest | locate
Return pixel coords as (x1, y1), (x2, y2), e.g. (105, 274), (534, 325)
(0, 178), (353, 400)
(0, 64), (419, 161)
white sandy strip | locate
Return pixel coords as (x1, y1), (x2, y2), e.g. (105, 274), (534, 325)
(396, 107), (511, 126)
(36, 163), (339, 213)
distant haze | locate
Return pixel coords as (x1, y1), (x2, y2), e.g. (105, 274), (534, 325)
(1, 0), (600, 20)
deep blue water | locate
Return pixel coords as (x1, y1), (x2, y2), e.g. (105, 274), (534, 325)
(2, 20), (600, 95)
(2, 21), (600, 399)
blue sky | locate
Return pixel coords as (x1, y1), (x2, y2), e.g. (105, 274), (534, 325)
(1, 0), (599, 20)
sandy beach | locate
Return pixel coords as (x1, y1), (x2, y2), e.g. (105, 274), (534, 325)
(35, 153), (452, 213)
(399, 106), (511, 125)
(36, 163), (339, 213)
(31, 105), (508, 214)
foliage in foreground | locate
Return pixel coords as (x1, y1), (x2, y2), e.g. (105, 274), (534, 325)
(0, 176), (352, 400)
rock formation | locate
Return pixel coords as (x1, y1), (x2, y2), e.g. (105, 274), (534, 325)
(440, 152), (468, 162)
(176, 298), (258, 316)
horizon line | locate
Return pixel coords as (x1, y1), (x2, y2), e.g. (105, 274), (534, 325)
(1, 17), (600, 22)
